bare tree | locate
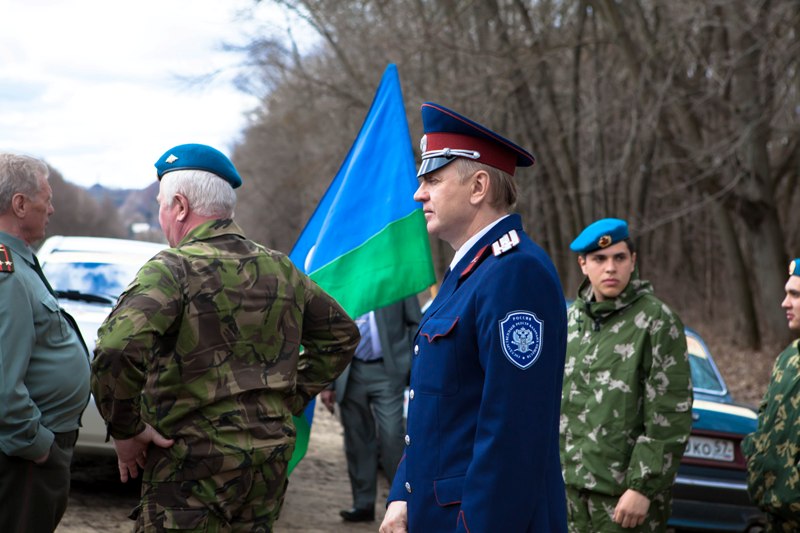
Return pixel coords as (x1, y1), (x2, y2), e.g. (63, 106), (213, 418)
(231, 0), (800, 346)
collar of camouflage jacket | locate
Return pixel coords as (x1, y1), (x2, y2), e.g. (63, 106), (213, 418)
(177, 218), (246, 247)
(575, 267), (654, 323)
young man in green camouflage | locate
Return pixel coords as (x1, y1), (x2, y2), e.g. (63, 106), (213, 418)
(742, 258), (800, 532)
(560, 218), (693, 532)
(91, 144), (360, 532)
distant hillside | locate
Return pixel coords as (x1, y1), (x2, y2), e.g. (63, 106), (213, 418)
(86, 184), (131, 207)
(87, 181), (162, 241)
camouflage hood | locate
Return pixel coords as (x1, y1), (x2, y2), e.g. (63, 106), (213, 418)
(573, 267), (654, 328)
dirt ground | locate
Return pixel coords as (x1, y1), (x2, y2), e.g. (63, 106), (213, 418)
(57, 401), (386, 533)
(692, 330), (777, 407)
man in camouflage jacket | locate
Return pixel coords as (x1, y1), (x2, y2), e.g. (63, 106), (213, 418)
(91, 144), (359, 532)
(742, 258), (800, 532)
(561, 218), (693, 533)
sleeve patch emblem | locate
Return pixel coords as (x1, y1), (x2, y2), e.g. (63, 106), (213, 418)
(499, 310), (543, 370)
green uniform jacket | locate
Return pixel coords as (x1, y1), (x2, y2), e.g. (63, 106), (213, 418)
(91, 219), (359, 482)
(560, 271), (693, 498)
(0, 233), (90, 460)
(742, 340), (800, 520)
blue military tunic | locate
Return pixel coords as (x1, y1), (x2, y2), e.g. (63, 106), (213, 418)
(388, 214), (568, 532)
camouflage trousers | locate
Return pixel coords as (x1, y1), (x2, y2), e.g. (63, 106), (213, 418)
(566, 486), (671, 533)
(132, 459), (289, 532)
(765, 512), (800, 532)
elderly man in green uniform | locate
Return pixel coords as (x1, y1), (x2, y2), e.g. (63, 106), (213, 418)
(0, 153), (90, 532)
(742, 258), (800, 532)
(560, 218), (693, 532)
(91, 144), (360, 532)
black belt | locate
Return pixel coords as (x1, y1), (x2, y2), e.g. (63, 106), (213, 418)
(53, 430), (78, 448)
(354, 358), (384, 364)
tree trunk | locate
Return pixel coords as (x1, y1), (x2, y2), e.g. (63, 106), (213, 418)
(725, 1), (790, 343)
(712, 200), (760, 347)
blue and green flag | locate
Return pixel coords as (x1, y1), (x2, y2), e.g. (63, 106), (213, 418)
(287, 64), (435, 473)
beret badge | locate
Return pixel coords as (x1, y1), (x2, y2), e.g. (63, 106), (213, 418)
(165, 154), (178, 164)
(597, 235), (612, 248)
(791, 260), (797, 276)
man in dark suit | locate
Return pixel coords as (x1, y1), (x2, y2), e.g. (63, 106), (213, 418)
(320, 296), (421, 522)
(380, 103), (567, 533)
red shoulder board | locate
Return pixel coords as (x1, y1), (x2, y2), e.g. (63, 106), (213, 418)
(491, 229), (520, 257)
(0, 244), (14, 273)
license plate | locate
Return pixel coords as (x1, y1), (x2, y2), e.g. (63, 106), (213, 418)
(685, 435), (735, 462)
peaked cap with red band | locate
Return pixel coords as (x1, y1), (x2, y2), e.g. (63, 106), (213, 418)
(417, 102), (535, 177)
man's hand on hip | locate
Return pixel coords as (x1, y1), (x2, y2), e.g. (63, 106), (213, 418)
(112, 423), (174, 483)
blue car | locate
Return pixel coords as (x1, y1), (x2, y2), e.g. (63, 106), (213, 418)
(669, 328), (765, 532)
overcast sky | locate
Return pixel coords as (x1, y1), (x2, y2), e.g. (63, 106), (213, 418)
(0, 0), (309, 190)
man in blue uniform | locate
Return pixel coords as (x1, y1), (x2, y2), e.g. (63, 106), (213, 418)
(380, 103), (568, 533)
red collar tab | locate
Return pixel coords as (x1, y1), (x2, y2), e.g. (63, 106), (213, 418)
(492, 230), (520, 257)
(0, 244), (14, 273)
(460, 244), (493, 279)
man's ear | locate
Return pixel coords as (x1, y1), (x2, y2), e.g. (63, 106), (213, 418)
(174, 194), (190, 222)
(469, 170), (491, 206)
(10, 192), (26, 217)
(577, 255), (588, 275)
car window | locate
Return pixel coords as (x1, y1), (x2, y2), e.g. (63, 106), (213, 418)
(686, 332), (726, 395)
(42, 262), (141, 300)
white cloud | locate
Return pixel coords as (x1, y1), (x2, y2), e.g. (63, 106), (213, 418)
(0, 0), (309, 189)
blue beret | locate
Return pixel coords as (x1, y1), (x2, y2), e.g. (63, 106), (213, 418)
(154, 143), (242, 189)
(418, 102), (535, 177)
(790, 259), (800, 277)
(570, 218), (629, 254)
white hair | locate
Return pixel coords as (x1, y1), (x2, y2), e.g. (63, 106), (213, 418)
(159, 169), (236, 218)
(0, 153), (49, 214)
